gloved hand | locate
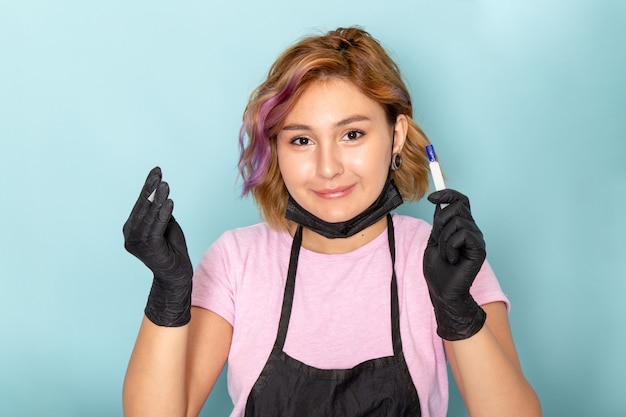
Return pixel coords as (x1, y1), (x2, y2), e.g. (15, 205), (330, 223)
(423, 189), (487, 341)
(123, 167), (193, 327)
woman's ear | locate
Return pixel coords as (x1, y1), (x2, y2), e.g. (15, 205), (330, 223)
(392, 114), (409, 154)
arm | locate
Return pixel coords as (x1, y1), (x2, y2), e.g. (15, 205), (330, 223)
(123, 317), (189, 416)
(445, 302), (541, 417)
(123, 309), (232, 417)
(122, 167), (233, 416)
(185, 307), (233, 417)
(424, 190), (541, 417)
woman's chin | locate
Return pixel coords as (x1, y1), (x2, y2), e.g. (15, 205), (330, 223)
(314, 211), (359, 224)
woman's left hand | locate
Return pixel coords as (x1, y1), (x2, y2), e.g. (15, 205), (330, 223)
(423, 189), (487, 341)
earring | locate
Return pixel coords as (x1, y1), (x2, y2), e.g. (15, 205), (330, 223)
(391, 153), (402, 170)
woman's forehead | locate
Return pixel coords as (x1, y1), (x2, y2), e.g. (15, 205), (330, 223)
(282, 79), (386, 127)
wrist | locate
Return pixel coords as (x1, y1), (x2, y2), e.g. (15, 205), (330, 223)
(431, 293), (486, 341)
(145, 272), (193, 327)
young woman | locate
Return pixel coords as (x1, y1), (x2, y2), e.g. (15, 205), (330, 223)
(122, 27), (541, 417)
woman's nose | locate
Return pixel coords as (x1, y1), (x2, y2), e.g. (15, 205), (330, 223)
(316, 142), (344, 179)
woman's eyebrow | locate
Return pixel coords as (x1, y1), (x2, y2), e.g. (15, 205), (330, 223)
(281, 123), (311, 131)
(281, 115), (371, 131)
(335, 115), (371, 127)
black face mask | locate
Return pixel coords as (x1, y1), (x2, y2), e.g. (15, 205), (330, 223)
(285, 178), (403, 239)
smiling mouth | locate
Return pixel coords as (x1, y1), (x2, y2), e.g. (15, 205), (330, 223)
(314, 185), (355, 199)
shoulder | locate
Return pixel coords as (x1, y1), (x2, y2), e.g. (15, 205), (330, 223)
(193, 222), (290, 302)
(207, 222), (289, 258)
(391, 213), (432, 243)
(388, 214), (433, 269)
(216, 221), (280, 243)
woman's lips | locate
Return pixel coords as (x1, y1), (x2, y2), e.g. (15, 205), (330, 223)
(314, 185), (355, 199)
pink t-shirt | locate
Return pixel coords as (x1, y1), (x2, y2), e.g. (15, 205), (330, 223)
(192, 214), (509, 417)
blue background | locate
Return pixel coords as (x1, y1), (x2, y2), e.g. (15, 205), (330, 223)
(1, 1), (625, 416)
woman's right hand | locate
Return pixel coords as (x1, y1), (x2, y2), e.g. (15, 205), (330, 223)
(123, 167), (193, 327)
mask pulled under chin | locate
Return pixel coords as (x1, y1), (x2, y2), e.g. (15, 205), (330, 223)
(285, 179), (404, 239)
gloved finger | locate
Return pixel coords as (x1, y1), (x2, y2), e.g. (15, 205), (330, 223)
(152, 198), (174, 239)
(428, 189), (473, 242)
(130, 167), (162, 218)
(166, 216), (189, 254)
(437, 216), (482, 263)
(428, 189), (471, 211)
(142, 166), (162, 199)
(140, 181), (170, 239)
(447, 227), (486, 263)
(430, 199), (472, 249)
(123, 168), (162, 240)
(433, 198), (473, 227)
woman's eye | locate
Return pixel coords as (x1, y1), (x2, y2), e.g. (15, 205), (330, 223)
(343, 130), (364, 141)
(291, 137), (311, 146)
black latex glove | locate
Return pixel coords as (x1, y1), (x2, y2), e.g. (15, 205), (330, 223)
(123, 167), (193, 327)
(423, 189), (487, 341)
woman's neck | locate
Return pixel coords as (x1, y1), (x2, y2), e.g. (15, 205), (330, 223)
(288, 216), (389, 254)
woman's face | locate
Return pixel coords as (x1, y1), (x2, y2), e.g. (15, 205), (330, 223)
(277, 78), (406, 224)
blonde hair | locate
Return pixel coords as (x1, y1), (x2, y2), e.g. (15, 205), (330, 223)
(239, 27), (431, 230)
